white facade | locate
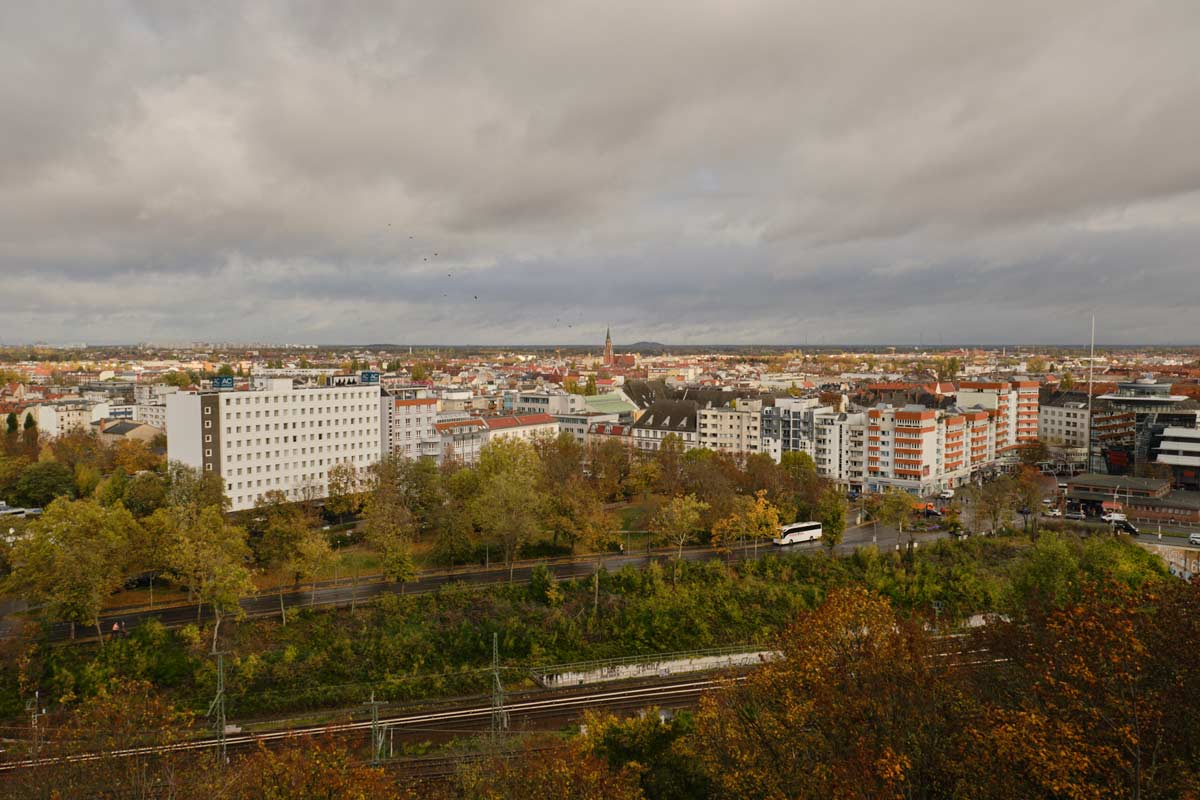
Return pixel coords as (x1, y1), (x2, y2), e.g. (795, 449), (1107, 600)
(136, 403), (169, 432)
(1039, 402), (1089, 449)
(382, 396), (438, 459)
(1156, 426), (1200, 471)
(812, 411), (867, 487)
(167, 379), (383, 512)
(697, 400), (763, 454)
(134, 384), (179, 405)
(555, 411), (619, 443)
(515, 392), (587, 416)
(34, 401), (111, 438)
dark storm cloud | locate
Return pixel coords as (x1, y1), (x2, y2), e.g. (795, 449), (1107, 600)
(2, 0), (1199, 344)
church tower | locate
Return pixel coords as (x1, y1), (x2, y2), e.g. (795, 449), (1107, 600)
(603, 327), (614, 367)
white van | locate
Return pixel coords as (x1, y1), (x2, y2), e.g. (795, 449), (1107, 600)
(773, 521), (823, 546)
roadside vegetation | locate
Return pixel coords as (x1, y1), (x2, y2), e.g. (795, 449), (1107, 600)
(0, 528), (1164, 723)
(5, 549), (1193, 800)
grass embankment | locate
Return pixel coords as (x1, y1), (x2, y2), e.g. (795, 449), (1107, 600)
(3, 533), (1165, 724)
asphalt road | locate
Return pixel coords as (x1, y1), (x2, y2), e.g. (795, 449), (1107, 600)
(27, 520), (939, 643)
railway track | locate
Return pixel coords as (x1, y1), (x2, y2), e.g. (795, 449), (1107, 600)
(0, 676), (736, 772)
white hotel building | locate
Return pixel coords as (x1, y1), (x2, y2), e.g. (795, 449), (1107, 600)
(167, 378), (383, 512)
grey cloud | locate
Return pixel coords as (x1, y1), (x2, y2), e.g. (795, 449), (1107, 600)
(1, 1), (1199, 345)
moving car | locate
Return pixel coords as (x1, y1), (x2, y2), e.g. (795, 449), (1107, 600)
(1189, 533), (1200, 546)
(1101, 512), (1128, 523)
(1043, 508), (1063, 518)
(1114, 520), (1139, 535)
(939, 489), (954, 500)
(1065, 510), (1086, 521)
(773, 521), (823, 546)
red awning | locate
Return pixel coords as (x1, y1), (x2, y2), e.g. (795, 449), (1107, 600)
(1101, 500), (1123, 511)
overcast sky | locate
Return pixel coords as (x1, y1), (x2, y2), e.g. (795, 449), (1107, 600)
(3, 2), (1199, 346)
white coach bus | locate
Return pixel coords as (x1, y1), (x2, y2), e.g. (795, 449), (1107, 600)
(772, 521), (823, 546)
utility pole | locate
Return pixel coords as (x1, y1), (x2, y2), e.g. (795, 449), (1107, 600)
(27, 690), (42, 763)
(490, 633), (508, 740)
(364, 691), (385, 765)
(206, 651), (227, 767)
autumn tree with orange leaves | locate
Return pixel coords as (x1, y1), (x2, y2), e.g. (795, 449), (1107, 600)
(966, 579), (1200, 799)
(693, 587), (970, 799)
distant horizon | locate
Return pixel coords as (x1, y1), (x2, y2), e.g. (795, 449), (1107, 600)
(4, 341), (1200, 352)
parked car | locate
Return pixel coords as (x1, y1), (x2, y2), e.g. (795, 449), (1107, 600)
(1065, 510), (1086, 521)
(939, 489), (955, 500)
(1043, 508), (1063, 518)
(1101, 512), (1128, 523)
(1188, 533), (1200, 546)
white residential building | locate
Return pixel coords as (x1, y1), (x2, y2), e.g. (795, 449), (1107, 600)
(515, 391), (588, 416)
(812, 410), (867, 488)
(134, 384), (180, 405)
(697, 399), (763, 455)
(1039, 401), (1090, 449)
(166, 378), (383, 512)
(555, 411), (619, 443)
(956, 379), (1040, 455)
(135, 403), (169, 432)
(33, 400), (111, 438)
(381, 394), (439, 459)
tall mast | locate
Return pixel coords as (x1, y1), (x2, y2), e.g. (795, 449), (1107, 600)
(1086, 314), (1095, 470)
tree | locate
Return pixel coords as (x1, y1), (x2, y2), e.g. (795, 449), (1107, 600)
(165, 461), (228, 517)
(1060, 371), (1076, 390)
(1017, 440), (1051, 466)
(653, 434), (686, 496)
(164, 506), (253, 649)
(361, 457), (417, 576)
(161, 371), (192, 388)
(710, 490), (780, 557)
(650, 494), (708, 583)
(4, 411), (16, 435)
(256, 490), (322, 624)
(974, 580), (1200, 799)
(453, 737), (645, 800)
(534, 431), (586, 489)
(580, 708), (710, 800)
(978, 475), (1017, 534)
(874, 488), (915, 548)
(591, 439), (632, 501)
(471, 471), (546, 581)
(216, 363), (235, 377)
(815, 484), (848, 551)
(6, 680), (202, 799)
(1013, 466), (1044, 537)
(111, 438), (161, 474)
(0, 453), (30, 503)
(623, 456), (659, 506)
(693, 588), (966, 799)
(325, 461), (362, 523)
(10, 460), (75, 507)
(220, 737), (406, 800)
(121, 471), (168, 518)
(7, 498), (135, 642)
